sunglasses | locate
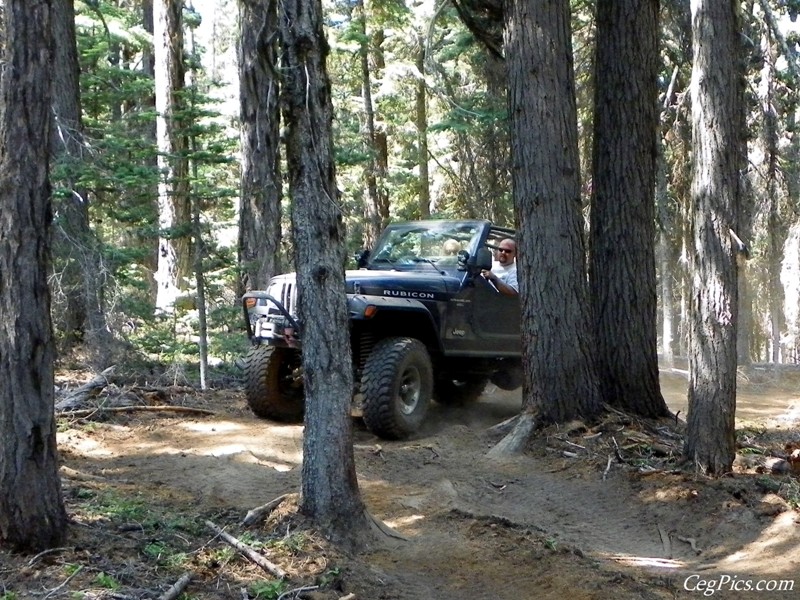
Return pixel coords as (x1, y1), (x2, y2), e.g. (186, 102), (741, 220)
(497, 248), (514, 254)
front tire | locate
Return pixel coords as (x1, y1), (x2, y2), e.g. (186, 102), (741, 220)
(243, 345), (304, 422)
(361, 337), (433, 440)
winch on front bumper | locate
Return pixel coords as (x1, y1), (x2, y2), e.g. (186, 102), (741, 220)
(242, 290), (301, 348)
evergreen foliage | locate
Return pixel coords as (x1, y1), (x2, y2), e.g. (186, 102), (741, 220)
(44, 0), (800, 372)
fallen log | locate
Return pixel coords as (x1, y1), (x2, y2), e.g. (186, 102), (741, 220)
(55, 366), (116, 411)
(57, 405), (215, 418)
(242, 493), (292, 527)
(205, 520), (287, 579)
(276, 585), (319, 599)
(158, 572), (192, 600)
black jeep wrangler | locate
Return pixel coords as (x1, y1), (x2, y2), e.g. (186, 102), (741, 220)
(241, 219), (522, 439)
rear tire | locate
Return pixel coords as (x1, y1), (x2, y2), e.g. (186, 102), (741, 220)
(244, 345), (304, 422)
(490, 363), (523, 391)
(434, 376), (488, 405)
(361, 337), (433, 440)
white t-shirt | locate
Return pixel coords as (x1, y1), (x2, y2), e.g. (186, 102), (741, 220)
(492, 261), (518, 292)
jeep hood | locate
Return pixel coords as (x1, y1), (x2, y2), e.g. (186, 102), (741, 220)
(344, 269), (463, 297)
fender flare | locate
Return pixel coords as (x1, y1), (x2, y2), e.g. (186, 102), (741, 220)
(348, 295), (442, 352)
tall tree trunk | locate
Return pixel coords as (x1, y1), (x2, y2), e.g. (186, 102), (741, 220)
(781, 111), (800, 362)
(238, 0), (282, 292)
(589, 0), (669, 418)
(191, 161), (209, 389)
(658, 228), (675, 366)
(504, 0), (601, 426)
(185, 17), (209, 389)
(662, 0), (693, 367)
(736, 193), (754, 366)
(141, 0), (160, 301)
(782, 222), (800, 361)
(279, 0), (370, 546)
(758, 33), (784, 365)
(768, 198), (784, 363)
(685, 0), (743, 475)
(482, 54), (510, 224)
(51, 0), (112, 363)
(0, 0), (67, 551)
(371, 27), (389, 228)
(154, 0), (189, 314)
(357, 1), (389, 248)
(679, 184), (692, 358)
(656, 66), (679, 368)
(415, 35), (430, 219)
(657, 149), (676, 368)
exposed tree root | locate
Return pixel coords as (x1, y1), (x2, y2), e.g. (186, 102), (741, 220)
(485, 414), (520, 437)
(367, 509), (409, 541)
(486, 412), (538, 458)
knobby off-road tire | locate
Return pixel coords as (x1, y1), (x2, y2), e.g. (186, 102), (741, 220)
(243, 345), (304, 422)
(361, 337), (433, 440)
(490, 364), (524, 391)
(434, 376), (489, 405)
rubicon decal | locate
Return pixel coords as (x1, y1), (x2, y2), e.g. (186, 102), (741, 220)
(383, 290), (436, 299)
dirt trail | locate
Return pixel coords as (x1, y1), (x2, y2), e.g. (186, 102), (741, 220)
(54, 371), (800, 599)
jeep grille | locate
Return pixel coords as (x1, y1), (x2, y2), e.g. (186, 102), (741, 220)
(266, 277), (298, 317)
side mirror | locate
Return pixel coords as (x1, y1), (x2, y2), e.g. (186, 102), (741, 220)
(463, 248), (492, 276)
(475, 247), (493, 271)
(354, 248), (370, 268)
(456, 250), (470, 271)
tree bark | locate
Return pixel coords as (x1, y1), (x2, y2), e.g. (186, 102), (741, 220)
(481, 54), (510, 224)
(589, 0), (669, 418)
(782, 222), (800, 361)
(504, 0), (601, 426)
(279, 0), (370, 546)
(758, 37), (784, 365)
(657, 9), (692, 367)
(154, 0), (190, 313)
(685, 0), (743, 475)
(0, 0), (68, 551)
(140, 0), (160, 302)
(781, 109), (800, 363)
(656, 99), (677, 369)
(415, 35), (430, 219)
(736, 196), (754, 366)
(51, 0), (87, 347)
(51, 0), (112, 362)
(356, 0), (389, 248)
(238, 0), (282, 293)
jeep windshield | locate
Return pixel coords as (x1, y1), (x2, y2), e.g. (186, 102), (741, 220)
(367, 220), (483, 270)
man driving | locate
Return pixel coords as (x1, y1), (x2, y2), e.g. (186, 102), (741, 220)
(481, 238), (518, 296)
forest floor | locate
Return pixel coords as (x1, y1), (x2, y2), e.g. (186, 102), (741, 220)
(2, 364), (800, 600)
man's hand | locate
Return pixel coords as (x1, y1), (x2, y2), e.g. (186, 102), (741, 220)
(480, 269), (518, 297)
